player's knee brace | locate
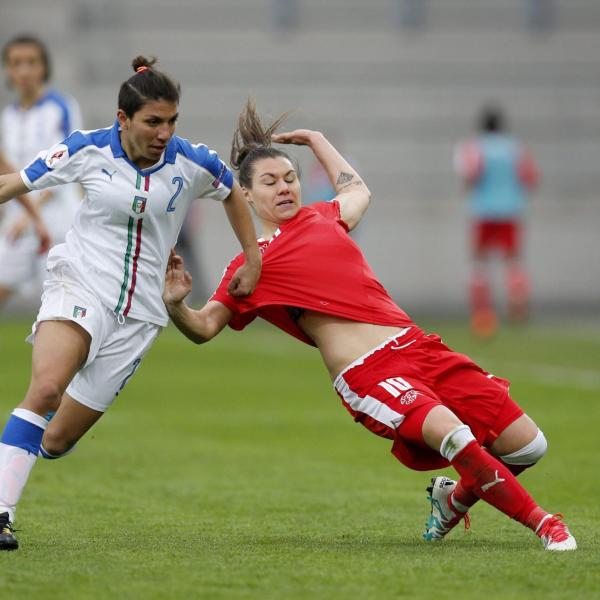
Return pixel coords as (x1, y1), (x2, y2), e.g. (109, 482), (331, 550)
(439, 424), (477, 462)
(39, 442), (77, 460)
(500, 429), (547, 466)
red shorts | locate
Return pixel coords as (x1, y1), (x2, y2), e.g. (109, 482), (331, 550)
(333, 328), (523, 471)
(473, 220), (521, 258)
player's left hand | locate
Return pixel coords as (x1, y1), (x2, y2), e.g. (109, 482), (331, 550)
(228, 259), (261, 297)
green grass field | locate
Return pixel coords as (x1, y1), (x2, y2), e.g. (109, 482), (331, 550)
(0, 317), (599, 599)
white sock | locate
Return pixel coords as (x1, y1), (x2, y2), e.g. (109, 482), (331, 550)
(0, 442), (38, 522)
(0, 408), (47, 522)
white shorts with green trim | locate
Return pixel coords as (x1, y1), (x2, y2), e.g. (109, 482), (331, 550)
(28, 262), (161, 412)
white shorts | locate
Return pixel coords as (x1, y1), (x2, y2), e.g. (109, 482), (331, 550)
(28, 263), (162, 412)
(0, 233), (46, 289)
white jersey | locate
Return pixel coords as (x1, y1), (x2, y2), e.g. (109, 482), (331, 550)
(1, 89), (82, 234)
(20, 121), (233, 326)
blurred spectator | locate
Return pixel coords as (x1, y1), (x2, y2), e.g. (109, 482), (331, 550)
(454, 104), (539, 337)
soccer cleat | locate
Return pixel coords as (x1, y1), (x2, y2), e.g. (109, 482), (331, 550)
(423, 476), (470, 541)
(470, 308), (498, 338)
(536, 513), (577, 551)
(0, 512), (18, 551)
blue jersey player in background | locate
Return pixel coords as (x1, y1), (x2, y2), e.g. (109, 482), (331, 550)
(454, 104), (539, 337)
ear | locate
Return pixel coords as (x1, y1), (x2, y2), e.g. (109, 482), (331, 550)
(117, 109), (129, 131)
(241, 186), (251, 203)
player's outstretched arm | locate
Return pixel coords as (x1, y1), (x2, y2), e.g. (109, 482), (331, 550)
(163, 250), (233, 344)
(0, 172), (31, 205)
(272, 129), (371, 231)
(222, 182), (262, 296)
(0, 168), (51, 253)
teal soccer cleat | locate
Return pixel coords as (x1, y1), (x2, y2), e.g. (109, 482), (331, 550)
(423, 476), (470, 542)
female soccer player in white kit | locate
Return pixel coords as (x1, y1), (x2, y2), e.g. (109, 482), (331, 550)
(0, 56), (262, 550)
(0, 35), (82, 309)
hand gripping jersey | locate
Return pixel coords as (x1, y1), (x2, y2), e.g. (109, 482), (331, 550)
(20, 121), (233, 326)
(211, 201), (414, 344)
(1, 89), (82, 233)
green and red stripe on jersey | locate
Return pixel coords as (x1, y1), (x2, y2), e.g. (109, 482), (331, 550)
(136, 172), (150, 192)
(114, 173), (150, 316)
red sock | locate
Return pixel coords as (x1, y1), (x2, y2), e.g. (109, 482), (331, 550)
(470, 269), (492, 314)
(450, 441), (546, 531)
(452, 453), (534, 511)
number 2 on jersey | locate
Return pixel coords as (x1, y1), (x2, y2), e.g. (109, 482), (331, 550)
(167, 176), (183, 212)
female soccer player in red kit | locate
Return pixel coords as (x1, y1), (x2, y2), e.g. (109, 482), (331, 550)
(164, 99), (575, 551)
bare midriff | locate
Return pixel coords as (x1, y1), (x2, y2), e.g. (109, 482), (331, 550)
(297, 309), (407, 380)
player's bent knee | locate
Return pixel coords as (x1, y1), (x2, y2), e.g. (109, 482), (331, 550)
(439, 424), (477, 462)
(500, 428), (547, 466)
(27, 380), (63, 411)
(41, 429), (77, 458)
(420, 405), (464, 451)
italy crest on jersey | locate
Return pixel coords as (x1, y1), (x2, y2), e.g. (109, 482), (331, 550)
(132, 196), (147, 214)
(72, 305), (87, 318)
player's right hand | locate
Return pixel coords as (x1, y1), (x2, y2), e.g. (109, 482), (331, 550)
(272, 129), (320, 147)
(163, 249), (193, 304)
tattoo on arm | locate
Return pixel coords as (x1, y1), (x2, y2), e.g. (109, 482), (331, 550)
(336, 172), (354, 185)
(338, 180), (364, 191)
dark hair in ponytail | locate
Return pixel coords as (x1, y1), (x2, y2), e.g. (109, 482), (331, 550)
(118, 56), (180, 118)
(230, 98), (298, 188)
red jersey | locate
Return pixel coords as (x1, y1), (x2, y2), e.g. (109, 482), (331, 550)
(211, 201), (414, 346)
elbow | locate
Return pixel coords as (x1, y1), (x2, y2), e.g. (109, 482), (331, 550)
(360, 187), (372, 212)
(191, 319), (221, 345)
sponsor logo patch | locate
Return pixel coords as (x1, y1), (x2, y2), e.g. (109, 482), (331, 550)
(44, 144), (69, 169)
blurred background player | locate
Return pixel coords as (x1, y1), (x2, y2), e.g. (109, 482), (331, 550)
(0, 34), (82, 312)
(454, 104), (539, 337)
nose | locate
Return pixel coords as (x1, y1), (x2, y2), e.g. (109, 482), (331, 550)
(276, 179), (290, 194)
(156, 123), (172, 142)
